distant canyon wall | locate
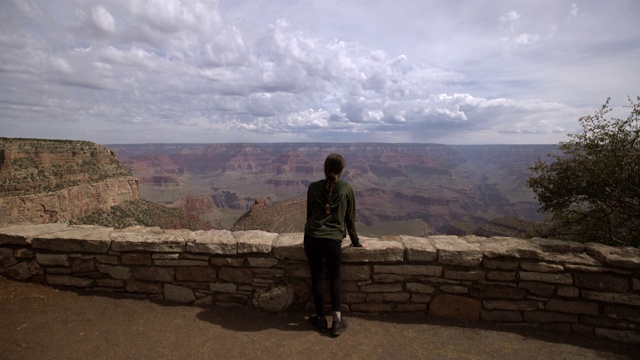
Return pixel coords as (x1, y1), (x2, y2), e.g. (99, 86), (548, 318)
(1, 224), (639, 344)
(0, 177), (139, 226)
(0, 138), (139, 226)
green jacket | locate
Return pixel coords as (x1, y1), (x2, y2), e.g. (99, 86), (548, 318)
(304, 179), (361, 245)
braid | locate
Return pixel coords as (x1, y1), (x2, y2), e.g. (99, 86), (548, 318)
(323, 153), (346, 215)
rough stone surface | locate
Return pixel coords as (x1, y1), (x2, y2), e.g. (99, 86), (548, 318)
(235, 230), (277, 254)
(247, 257), (278, 268)
(520, 262), (564, 273)
(272, 233), (306, 260)
(164, 284), (196, 303)
(110, 228), (185, 253)
(0, 223), (69, 245)
(483, 300), (538, 311)
(582, 291), (640, 306)
(132, 267), (175, 282)
(36, 253), (70, 266)
(175, 267), (217, 282)
(519, 272), (573, 284)
(343, 238), (403, 262)
(429, 236), (483, 266)
(401, 236), (437, 262)
(374, 264), (441, 277)
(46, 275), (93, 287)
(546, 299), (599, 315)
(97, 264), (131, 280)
(185, 230), (237, 255)
(219, 267), (254, 284)
(252, 286), (294, 312)
(575, 273), (630, 293)
(342, 265), (371, 281)
(479, 237), (541, 259)
(429, 294), (481, 321)
(32, 226), (112, 253)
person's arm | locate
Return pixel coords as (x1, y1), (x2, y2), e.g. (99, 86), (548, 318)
(345, 187), (362, 247)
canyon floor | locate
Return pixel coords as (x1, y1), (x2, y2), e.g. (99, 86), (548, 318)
(1, 277), (637, 360)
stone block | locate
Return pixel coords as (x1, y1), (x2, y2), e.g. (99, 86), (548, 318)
(247, 257), (279, 268)
(523, 311), (578, 324)
(557, 286), (580, 298)
(443, 269), (485, 281)
(373, 274), (405, 283)
(175, 267), (217, 282)
(575, 273), (629, 293)
(219, 267), (254, 284)
(96, 278), (125, 288)
(604, 305), (640, 322)
(350, 303), (395, 313)
(359, 283), (403, 293)
(95, 255), (119, 265)
(2, 261), (35, 280)
(46, 275), (93, 287)
(272, 233), (306, 260)
(32, 226), (112, 253)
(429, 236), (483, 266)
(520, 262), (564, 273)
(252, 286), (294, 312)
(401, 236), (437, 262)
(285, 263), (310, 278)
(14, 248), (34, 259)
(71, 258), (95, 273)
(519, 282), (555, 297)
(186, 230), (237, 255)
(97, 264), (131, 280)
(519, 272), (573, 284)
(487, 271), (516, 282)
(470, 284), (528, 299)
(0, 223), (68, 245)
(545, 299), (599, 315)
(483, 300), (538, 311)
(394, 303), (427, 312)
(343, 292), (367, 303)
(481, 310), (523, 323)
(406, 282), (436, 294)
(0, 248), (17, 268)
(210, 257), (245, 267)
(110, 228), (185, 253)
(439, 285), (468, 294)
(164, 284), (196, 304)
(582, 290), (640, 306)
(122, 253), (152, 266)
(36, 253), (70, 266)
(342, 265), (371, 281)
(429, 294), (481, 321)
(366, 292), (411, 303)
(586, 243), (640, 269)
(126, 280), (162, 294)
(210, 282), (237, 293)
(483, 259), (519, 270)
(411, 294), (431, 303)
(479, 237), (541, 259)
(154, 259), (208, 266)
(373, 264), (441, 276)
(530, 238), (585, 253)
(539, 252), (599, 266)
(234, 230), (277, 254)
(633, 278), (639, 291)
(132, 266), (175, 282)
(342, 238), (404, 263)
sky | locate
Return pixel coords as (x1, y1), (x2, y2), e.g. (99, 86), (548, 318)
(0, 0), (638, 145)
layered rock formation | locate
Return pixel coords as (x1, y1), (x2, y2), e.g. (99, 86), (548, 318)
(0, 138), (139, 226)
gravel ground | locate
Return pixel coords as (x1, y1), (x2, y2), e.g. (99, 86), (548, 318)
(0, 277), (637, 360)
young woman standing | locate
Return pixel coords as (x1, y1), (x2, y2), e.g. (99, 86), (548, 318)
(304, 153), (363, 337)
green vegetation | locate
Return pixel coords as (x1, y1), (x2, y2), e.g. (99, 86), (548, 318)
(71, 199), (214, 231)
(527, 97), (640, 247)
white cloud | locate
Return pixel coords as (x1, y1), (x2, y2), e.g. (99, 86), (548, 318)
(0, 0), (638, 144)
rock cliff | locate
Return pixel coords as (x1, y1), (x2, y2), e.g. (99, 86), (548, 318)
(0, 138), (139, 226)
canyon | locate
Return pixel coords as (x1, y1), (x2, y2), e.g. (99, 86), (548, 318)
(107, 143), (556, 236)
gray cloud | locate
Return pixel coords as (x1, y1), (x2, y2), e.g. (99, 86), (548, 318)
(0, 0), (638, 144)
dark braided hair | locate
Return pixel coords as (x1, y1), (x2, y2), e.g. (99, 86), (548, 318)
(324, 153), (346, 215)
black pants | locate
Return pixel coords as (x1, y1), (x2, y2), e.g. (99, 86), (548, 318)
(304, 235), (342, 316)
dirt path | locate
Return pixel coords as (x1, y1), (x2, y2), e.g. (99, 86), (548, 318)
(0, 277), (637, 360)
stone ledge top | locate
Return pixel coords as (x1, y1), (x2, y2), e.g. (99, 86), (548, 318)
(1, 224), (639, 269)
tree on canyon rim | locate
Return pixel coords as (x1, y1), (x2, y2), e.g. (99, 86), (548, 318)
(527, 97), (640, 247)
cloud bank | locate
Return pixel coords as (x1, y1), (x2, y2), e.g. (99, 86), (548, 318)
(1, 0), (638, 144)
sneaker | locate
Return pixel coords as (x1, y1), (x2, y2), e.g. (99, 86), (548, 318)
(331, 317), (348, 337)
(308, 315), (328, 333)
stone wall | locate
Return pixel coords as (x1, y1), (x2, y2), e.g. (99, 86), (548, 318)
(1, 224), (639, 344)
(0, 177), (139, 226)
